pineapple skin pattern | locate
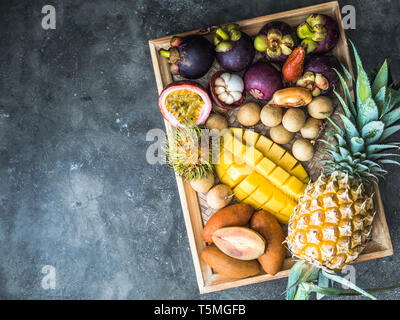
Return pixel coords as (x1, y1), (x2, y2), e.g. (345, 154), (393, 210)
(286, 172), (375, 270)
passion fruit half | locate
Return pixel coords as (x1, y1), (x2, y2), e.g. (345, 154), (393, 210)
(209, 70), (246, 109)
(158, 81), (212, 127)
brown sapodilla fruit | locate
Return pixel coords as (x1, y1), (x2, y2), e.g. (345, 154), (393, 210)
(212, 226), (266, 260)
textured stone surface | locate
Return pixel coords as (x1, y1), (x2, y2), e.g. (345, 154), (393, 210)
(0, 0), (399, 299)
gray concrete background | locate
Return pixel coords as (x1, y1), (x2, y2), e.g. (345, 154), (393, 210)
(0, 0), (399, 300)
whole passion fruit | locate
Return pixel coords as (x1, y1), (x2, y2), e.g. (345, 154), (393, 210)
(158, 81), (212, 127)
(209, 70), (246, 109)
(159, 35), (215, 79)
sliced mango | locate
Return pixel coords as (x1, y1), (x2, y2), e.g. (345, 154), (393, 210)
(290, 163), (309, 183)
(233, 185), (248, 202)
(250, 183), (273, 207)
(216, 149), (234, 169)
(282, 176), (306, 197)
(243, 146), (263, 167)
(269, 166), (291, 186)
(225, 162), (252, 187)
(255, 135), (274, 156)
(230, 127), (244, 139)
(235, 171), (263, 195)
(264, 189), (287, 213)
(280, 199), (297, 217)
(231, 137), (246, 160)
(267, 143), (286, 164)
(221, 131), (234, 151)
(242, 193), (263, 209)
(278, 152), (298, 172)
(220, 173), (236, 188)
(255, 157), (277, 177)
(243, 130), (260, 146)
(215, 129), (310, 225)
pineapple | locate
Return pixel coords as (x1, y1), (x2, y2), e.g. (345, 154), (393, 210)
(286, 42), (400, 299)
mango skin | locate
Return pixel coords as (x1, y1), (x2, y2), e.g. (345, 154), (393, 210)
(250, 210), (286, 275)
(202, 204), (254, 243)
(201, 244), (261, 279)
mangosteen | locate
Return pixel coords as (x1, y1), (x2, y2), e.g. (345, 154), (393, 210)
(159, 35), (215, 79)
(296, 14), (340, 54)
(296, 55), (341, 96)
(244, 62), (283, 101)
(209, 71), (246, 109)
(254, 21), (297, 63)
(214, 24), (255, 72)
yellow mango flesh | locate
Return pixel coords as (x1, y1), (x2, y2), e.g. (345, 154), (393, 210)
(215, 129), (309, 224)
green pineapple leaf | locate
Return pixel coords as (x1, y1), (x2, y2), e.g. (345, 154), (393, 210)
(350, 136), (365, 153)
(334, 89), (355, 121)
(381, 125), (400, 141)
(357, 98), (379, 128)
(367, 144), (399, 154)
(350, 40), (372, 106)
(335, 134), (348, 147)
(381, 107), (400, 127)
(322, 270), (377, 300)
(325, 116), (344, 135)
(372, 59), (388, 97)
(374, 86), (386, 113)
(361, 121), (385, 144)
(286, 261), (319, 300)
(383, 88), (400, 116)
(339, 114), (360, 137)
(340, 62), (353, 82)
(380, 159), (400, 166)
(334, 69), (356, 118)
(370, 153), (400, 160)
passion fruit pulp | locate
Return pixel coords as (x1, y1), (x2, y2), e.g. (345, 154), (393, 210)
(158, 81), (212, 127)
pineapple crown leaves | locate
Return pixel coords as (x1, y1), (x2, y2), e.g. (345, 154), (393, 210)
(324, 40), (400, 182)
(286, 261), (400, 300)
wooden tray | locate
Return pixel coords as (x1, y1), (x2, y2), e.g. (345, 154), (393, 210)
(148, 1), (393, 294)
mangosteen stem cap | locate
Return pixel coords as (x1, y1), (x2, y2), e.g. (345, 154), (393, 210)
(297, 22), (327, 43)
(229, 29), (242, 41)
(226, 23), (239, 32)
(216, 28), (230, 41)
(170, 36), (182, 47)
(215, 41), (234, 53)
(300, 38), (319, 54)
(254, 34), (268, 52)
(169, 47), (180, 63)
(160, 49), (170, 58)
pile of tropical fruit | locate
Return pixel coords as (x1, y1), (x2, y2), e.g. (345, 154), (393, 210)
(157, 13), (400, 299)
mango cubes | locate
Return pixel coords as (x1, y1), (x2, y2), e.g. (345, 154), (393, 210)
(214, 128), (309, 224)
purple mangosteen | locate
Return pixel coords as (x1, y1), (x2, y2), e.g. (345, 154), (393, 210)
(296, 55), (341, 96)
(244, 61), (283, 101)
(254, 21), (297, 63)
(297, 14), (340, 54)
(159, 35), (215, 79)
(214, 24), (255, 72)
